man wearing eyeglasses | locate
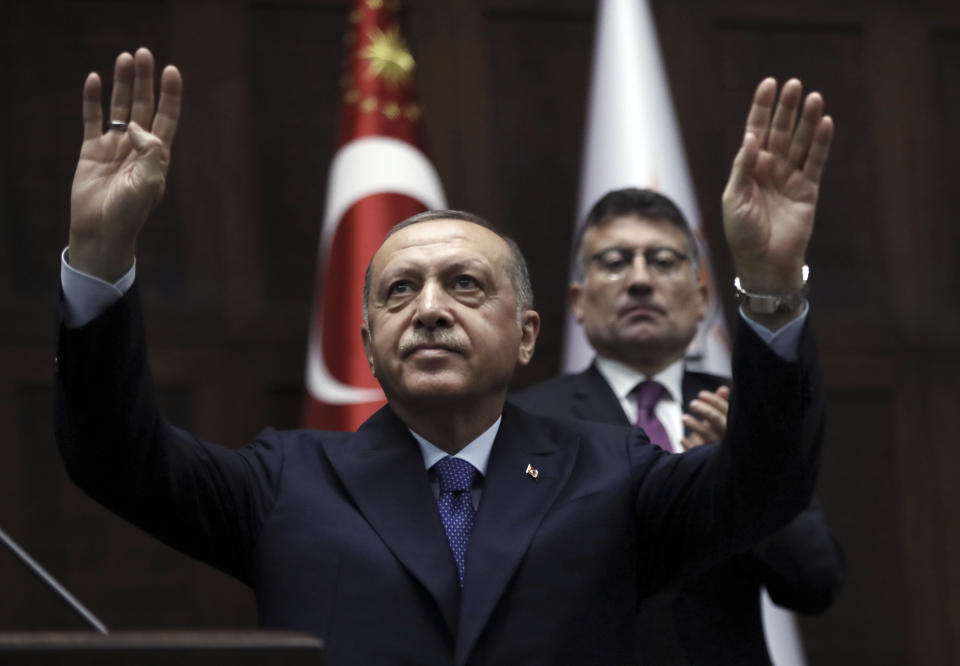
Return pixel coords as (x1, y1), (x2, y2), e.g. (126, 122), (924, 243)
(511, 187), (844, 664)
(561, 188), (732, 452)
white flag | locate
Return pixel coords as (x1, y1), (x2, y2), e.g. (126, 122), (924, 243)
(564, 1), (805, 664)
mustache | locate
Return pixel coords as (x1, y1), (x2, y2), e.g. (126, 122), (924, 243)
(618, 298), (666, 316)
(398, 329), (467, 357)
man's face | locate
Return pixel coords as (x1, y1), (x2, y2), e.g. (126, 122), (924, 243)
(362, 219), (539, 406)
(570, 215), (707, 371)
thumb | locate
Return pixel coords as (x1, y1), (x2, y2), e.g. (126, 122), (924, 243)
(127, 121), (164, 155)
(126, 121), (169, 204)
(724, 131), (759, 200)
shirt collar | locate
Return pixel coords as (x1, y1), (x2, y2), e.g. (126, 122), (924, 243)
(593, 355), (685, 405)
(409, 416), (501, 475)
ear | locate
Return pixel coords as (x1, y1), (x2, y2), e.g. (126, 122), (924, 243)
(696, 282), (709, 323)
(568, 281), (586, 324)
(516, 309), (541, 366)
(361, 325), (377, 377)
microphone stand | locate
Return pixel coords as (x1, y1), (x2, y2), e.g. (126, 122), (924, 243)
(0, 525), (108, 634)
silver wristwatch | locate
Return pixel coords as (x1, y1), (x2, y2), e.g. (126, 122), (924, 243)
(734, 266), (809, 315)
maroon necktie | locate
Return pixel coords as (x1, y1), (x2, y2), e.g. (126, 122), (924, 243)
(634, 381), (670, 452)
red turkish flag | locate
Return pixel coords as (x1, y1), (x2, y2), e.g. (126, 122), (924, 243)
(304, 0), (446, 430)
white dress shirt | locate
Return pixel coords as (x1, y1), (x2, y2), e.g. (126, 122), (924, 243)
(593, 356), (688, 452)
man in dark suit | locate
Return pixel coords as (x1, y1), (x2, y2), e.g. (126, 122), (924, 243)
(511, 187), (844, 664)
(55, 47), (834, 665)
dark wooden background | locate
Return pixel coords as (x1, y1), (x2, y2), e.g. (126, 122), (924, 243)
(2, 0), (958, 663)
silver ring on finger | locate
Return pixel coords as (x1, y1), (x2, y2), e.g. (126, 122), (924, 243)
(109, 120), (128, 132)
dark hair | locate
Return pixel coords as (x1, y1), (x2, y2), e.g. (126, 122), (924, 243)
(572, 188), (700, 279)
(362, 209), (534, 325)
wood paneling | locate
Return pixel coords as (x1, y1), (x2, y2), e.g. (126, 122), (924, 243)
(930, 30), (960, 344)
(485, 8), (593, 382)
(808, 360), (910, 664)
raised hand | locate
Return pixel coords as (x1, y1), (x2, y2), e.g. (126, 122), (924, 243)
(681, 386), (730, 450)
(69, 48), (182, 282)
(721, 78), (833, 300)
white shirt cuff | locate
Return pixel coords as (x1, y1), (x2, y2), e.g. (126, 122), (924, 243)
(60, 247), (136, 328)
(738, 302), (808, 362)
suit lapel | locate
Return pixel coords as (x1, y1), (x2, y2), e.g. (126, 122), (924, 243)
(454, 404), (579, 665)
(571, 363), (631, 426)
(321, 406), (461, 635)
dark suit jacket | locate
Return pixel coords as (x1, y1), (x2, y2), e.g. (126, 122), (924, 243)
(511, 361), (844, 665)
(54, 285), (825, 666)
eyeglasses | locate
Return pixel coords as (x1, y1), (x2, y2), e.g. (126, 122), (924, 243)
(589, 246), (689, 281)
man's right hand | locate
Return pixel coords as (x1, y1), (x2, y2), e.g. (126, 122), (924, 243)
(69, 47), (182, 282)
(720, 78), (833, 331)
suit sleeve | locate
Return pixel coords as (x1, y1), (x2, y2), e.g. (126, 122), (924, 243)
(629, 316), (825, 595)
(749, 499), (845, 613)
(53, 282), (281, 583)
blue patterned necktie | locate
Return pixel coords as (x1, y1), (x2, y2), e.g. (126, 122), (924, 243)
(635, 380), (671, 452)
(433, 456), (478, 586)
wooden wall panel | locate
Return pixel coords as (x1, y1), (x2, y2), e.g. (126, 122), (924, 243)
(930, 30), (960, 344)
(2, 2), (174, 338)
(484, 8), (593, 382)
(926, 366), (960, 665)
(808, 362), (910, 664)
(3, 371), (256, 631)
(247, 4), (346, 314)
(859, 11), (943, 350)
(812, 355), (960, 666)
(410, 0), (503, 219)
(711, 22), (899, 344)
(898, 361), (960, 666)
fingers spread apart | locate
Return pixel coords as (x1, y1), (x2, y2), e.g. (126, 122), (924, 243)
(741, 77), (835, 185)
(81, 48), (182, 148)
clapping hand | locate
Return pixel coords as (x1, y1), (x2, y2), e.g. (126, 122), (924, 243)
(681, 386), (730, 450)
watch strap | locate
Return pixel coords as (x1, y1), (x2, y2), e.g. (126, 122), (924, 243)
(734, 266), (809, 315)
